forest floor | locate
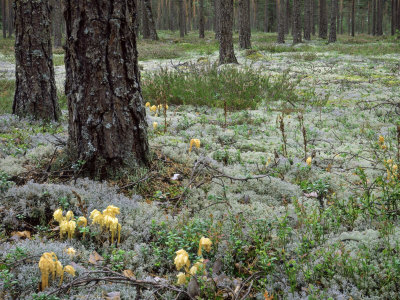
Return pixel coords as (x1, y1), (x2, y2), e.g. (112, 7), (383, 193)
(0, 32), (400, 300)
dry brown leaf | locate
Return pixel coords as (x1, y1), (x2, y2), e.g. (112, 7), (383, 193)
(88, 251), (104, 265)
(122, 269), (135, 279)
(104, 291), (121, 300)
(11, 231), (31, 240)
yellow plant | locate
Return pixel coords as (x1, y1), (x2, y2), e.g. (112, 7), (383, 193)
(145, 102), (151, 107)
(77, 216), (87, 238)
(150, 105), (157, 113)
(174, 249), (190, 271)
(176, 272), (188, 285)
(38, 253), (75, 290)
(306, 156), (312, 166)
(53, 209), (76, 239)
(197, 237), (212, 256)
(89, 205), (122, 244)
(189, 139), (201, 153)
(65, 247), (76, 258)
(153, 122), (158, 130)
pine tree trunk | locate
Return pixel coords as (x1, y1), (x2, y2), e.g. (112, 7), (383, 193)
(377, 0), (383, 35)
(53, 0), (62, 48)
(372, 0), (376, 35)
(199, 0), (205, 38)
(13, 0), (60, 121)
(7, 0), (13, 37)
(141, 0), (150, 38)
(319, 0), (328, 38)
(292, 0), (302, 44)
(219, 0), (237, 64)
(351, 0), (355, 36)
(63, 0), (150, 179)
(304, 0), (311, 40)
(391, 0), (395, 35)
(285, 0), (290, 34)
(179, 0), (185, 37)
(214, 0), (221, 39)
(329, 0), (337, 42)
(312, 0), (316, 35)
(277, 0), (285, 43)
(264, 0), (269, 32)
(2, 0), (7, 38)
(239, 0), (251, 49)
(143, 0), (158, 40)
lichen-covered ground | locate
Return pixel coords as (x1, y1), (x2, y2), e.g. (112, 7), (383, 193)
(1, 33), (400, 299)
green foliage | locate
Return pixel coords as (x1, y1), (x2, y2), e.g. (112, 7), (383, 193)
(0, 79), (14, 114)
(0, 171), (13, 193)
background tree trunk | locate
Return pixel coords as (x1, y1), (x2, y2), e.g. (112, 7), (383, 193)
(214, 0), (221, 39)
(312, 0), (317, 35)
(199, 0), (205, 38)
(351, 0), (355, 36)
(141, 0), (150, 38)
(376, 0), (383, 35)
(264, 0), (269, 32)
(277, 0), (285, 43)
(292, 0), (302, 44)
(285, 0), (290, 34)
(143, 0), (158, 40)
(329, 0), (337, 42)
(179, 0), (185, 37)
(2, 0), (7, 38)
(372, 0), (376, 35)
(52, 0), (63, 48)
(319, 0), (328, 38)
(304, 0), (312, 40)
(7, 0), (13, 37)
(63, 0), (150, 178)
(239, 0), (251, 49)
(219, 0), (237, 64)
(13, 0), (60, 121)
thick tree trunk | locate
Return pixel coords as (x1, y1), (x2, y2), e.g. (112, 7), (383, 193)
(292, 0), (302, 44)
(239, 0), (251, 49)
(329, 0), (337, 42)
(304, 0), (312, 40)
(13, 0), (60, 121)
(143, 0), (158, 40)
(277, 0), (285, 43)
(319, 0), (328, 38)
(179, 0), (185, 37)
(63, 0), (150, 178)
(2, 0), (7, 38)
(351, 0), (355, 36)
(199, 0), (205, 38)
(264, 0), (269, 32)
(53, 0), (62, 48)
(219, 0), (237, 64)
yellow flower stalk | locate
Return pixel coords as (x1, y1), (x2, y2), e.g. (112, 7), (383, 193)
(189, 139), (201, 153)
(174, 249), (190, 271)
(150, 105), (157, 113)
(77, 216), (87, 227)
(153, 122), (158, 130)
(60, 220), (68, 239)
(67, 220), (76, 239)
(53, 208), (64, 223)
(306, 157), (312, 166)
(65, 210), (74, 221)
(176, 272), (187, 285)
(198, 237), (212, 256)
(103, 205), (120, 218)
(189, 259), (205, 275)
(38, 252), (59, 290)
(65, 247), (76, 258)
(145, 102), (151, 107)
(379, 135), (385, 144)
(59, 265), (76, 286)
(90, 209), (104, 226)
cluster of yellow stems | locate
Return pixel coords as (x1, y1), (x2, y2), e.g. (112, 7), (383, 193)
(90, 205), (122, 245)
(53, 205), (122, 244)
(189, 139), (201, 153)
(145, 102), (169, 115)
(385, 159), (398, 182)
(174, 237), (212, 285)
(53, 209), (87, 239)
(38, 252), (75, 290)
(379, 135), (387, 150)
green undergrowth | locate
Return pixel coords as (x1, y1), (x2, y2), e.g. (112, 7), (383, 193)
(0, 79), (14, 114)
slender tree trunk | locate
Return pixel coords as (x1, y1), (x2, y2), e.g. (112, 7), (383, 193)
(239, 0), (251, 49)
(292, 0), (302, 44)
(13, 0), (60, 121)
(2, 0), (7, 38)
(219, 0), (237, 64)
(336, 0), (340, 32)
(179, 0), (185, 37)
(63, 0), (150, 179)
(7, 0), (13, 37)
(285, 0), (290, 34)
(372, 0), (376, 35)
(397, 0), (400, 33)
(264, 0), (269, 32)
(214, 0), (220, 39)
(141, 0), (150, 38)
(319, 0), (328, 38)
(392, 0), (395, 35)
(377, 0), (383, 35)
(277, 0), (285, 43)
(351, 0), (355, 36)
(199, 0), (205, 38)
(304, 0), (312, 40)
(340, 0), (344, 33)
(143, 0), (158, 40)
(368, 0), (371, 34)
(53, 0), (62, 48)
(329, 0), (337, 42)
(312, 0), (316, 35)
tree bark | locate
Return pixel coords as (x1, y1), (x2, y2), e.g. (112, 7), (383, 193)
(63, 0), (150, 178)
(285, 0), (290, 34)
(351, 0), (355, 36)
(214, 0), (221, 39)
(264, 0), (269, 32)
(2, 0), (7, 38)
(311, 0), (316, 35)
(143, 0), (158, 40)
(7, 0), (13, 37)
(199, 0), (205, 38)
(319, 0), (328, 38)
(239, 0), (251, 49)
(304, 0), (312, 40)
(141, 0), (150, 38)
(329, 0), (337, 42)
(292, 0), (302, 44)
(372, 0), (376, 35)
(277, 0), (285, 43)
(13, 0), (60, 121)
(391, 0), (395, 35)
(52, 0), (63, 48)
(219, 0), (237, 64)
(179, 0), (185, 37)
